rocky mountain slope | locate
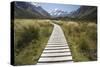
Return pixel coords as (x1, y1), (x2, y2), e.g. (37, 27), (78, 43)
(13, 1), (51, 19)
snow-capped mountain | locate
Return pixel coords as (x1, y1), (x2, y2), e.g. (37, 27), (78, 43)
(49, 9), (69, 17)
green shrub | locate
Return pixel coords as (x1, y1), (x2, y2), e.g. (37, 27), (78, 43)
(14, 20), (40, 54)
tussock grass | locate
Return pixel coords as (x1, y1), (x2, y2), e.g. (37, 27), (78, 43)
(14, 19), (53, 65)
(54, 20), (97, 62)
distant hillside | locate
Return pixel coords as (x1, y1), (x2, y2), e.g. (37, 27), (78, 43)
(13, 1), (51, 19)
(69, 6), (97, 20)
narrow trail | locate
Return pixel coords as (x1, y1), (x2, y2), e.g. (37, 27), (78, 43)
(37, 22), (73, 64)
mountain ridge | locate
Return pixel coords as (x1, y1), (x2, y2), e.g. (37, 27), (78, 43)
(14, 1), (51, 19)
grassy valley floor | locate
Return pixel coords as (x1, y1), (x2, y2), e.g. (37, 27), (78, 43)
(13, 19), (97, 65)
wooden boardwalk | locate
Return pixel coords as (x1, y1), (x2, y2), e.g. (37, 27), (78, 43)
(37, 23), (73, 64)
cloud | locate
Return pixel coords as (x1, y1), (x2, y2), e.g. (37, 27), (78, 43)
(31, 2), (40, 7)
